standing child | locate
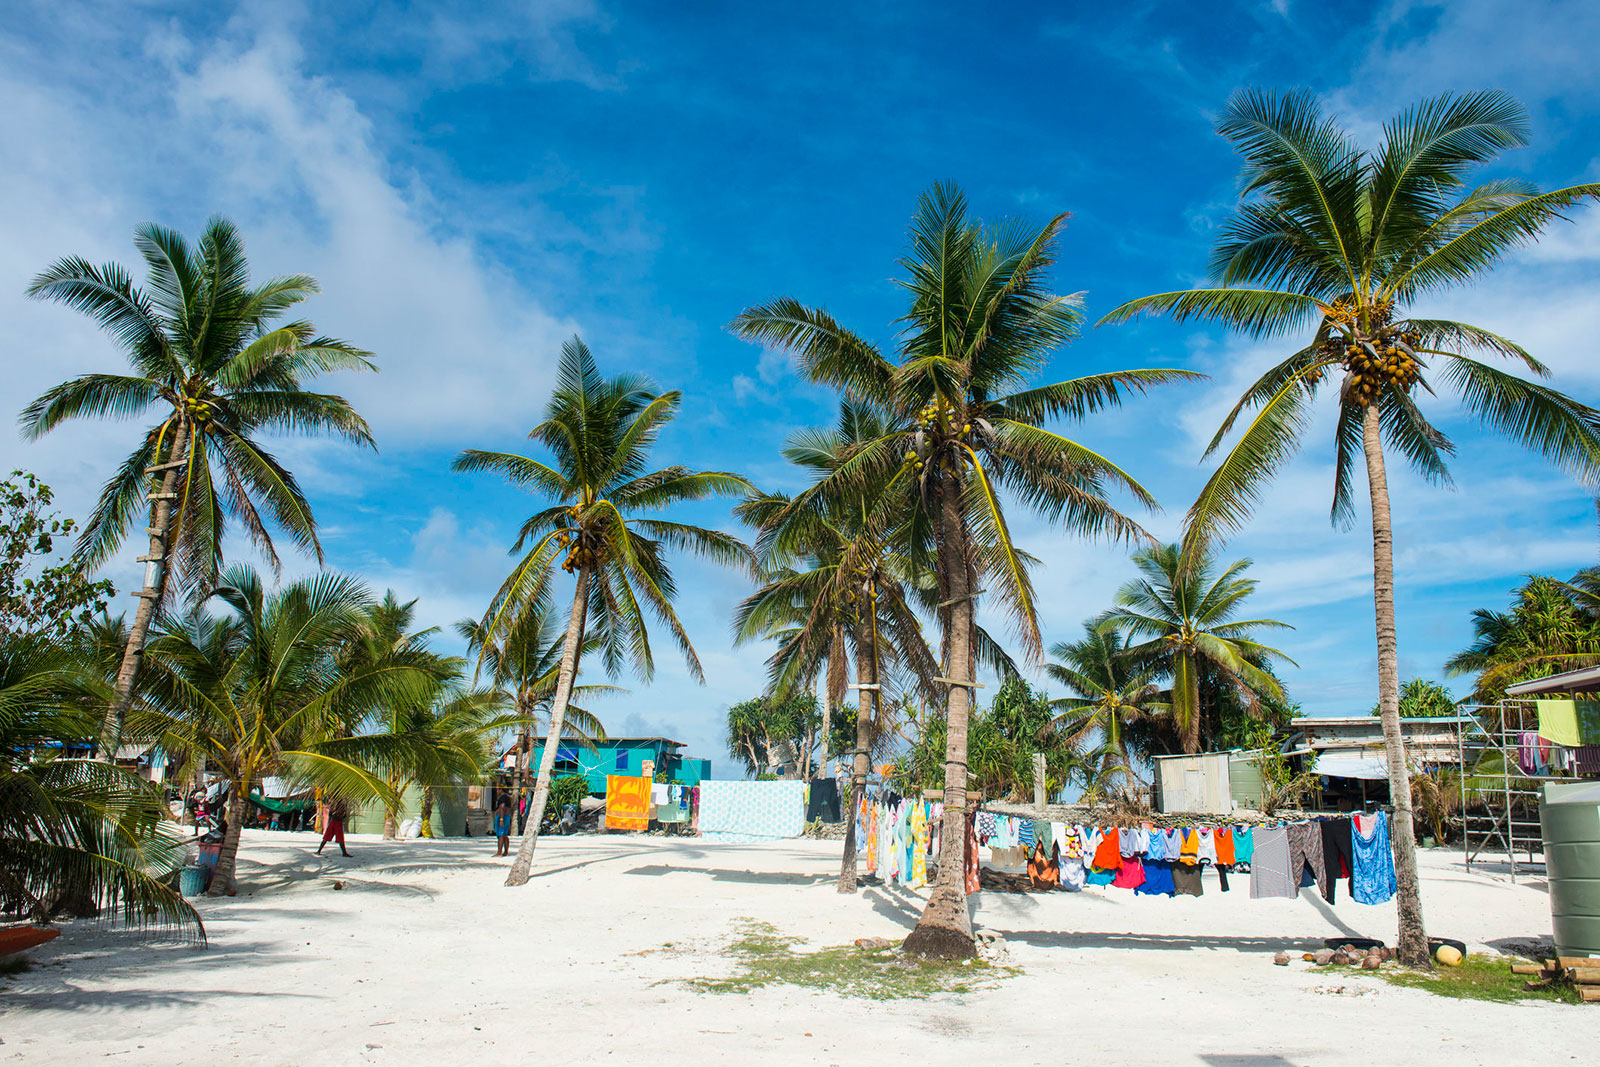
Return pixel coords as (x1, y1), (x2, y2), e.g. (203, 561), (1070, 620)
(493, 794), (514, 857)
(316, 797), (351, 857)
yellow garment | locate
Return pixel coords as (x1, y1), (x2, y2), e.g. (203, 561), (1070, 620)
(1537, 698), (1600, 746)
(911, 803), (929, 887)
(604, 775), (651, 831)
(866, 802), (878, 872)
(1179, 828), (1200, 866)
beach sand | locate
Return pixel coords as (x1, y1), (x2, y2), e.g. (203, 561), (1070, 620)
(4, 830), (1590, 1065)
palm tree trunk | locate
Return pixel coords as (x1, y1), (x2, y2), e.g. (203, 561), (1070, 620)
(505, 569), (590, 887)
(104, 418), (190, 757)
(1361, 403), (1429, 968)
(421, 786), (435, 838)
(207, 777), (247, 897)
(838, 621), (877, 893)
(1178, 651), (1201, 755)
(904, 474), (977, 959)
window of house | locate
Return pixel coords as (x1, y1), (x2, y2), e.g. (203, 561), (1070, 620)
(615, 750), (629, 771)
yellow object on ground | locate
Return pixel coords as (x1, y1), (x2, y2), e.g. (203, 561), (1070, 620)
(605, 774), (651, 831)
(1435, 945), (1463, 966)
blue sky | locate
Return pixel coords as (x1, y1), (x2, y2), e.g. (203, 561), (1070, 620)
(6, 0), (1600, 772)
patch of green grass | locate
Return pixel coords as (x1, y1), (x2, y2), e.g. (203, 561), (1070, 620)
(1364, 956), (1580, 1005)
(682, 921), (1017, 1001)
(0, 955), (33, 978)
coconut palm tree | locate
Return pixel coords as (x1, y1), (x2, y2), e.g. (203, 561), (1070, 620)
(21, 218), (375, 751)
(734, 402), (944, 892)
(1100, 89), (1600, 965)
(0, 633), (199, 935)
(1101, 543), (1294, 756)
(134, 566), (434, 895)
(1446, 574), (1600, 701)
(731, 184), (1197, 957)
(1046, 622), (1167, 796)
(453, 336), (753, 886)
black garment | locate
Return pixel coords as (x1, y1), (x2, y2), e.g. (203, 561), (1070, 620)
(1172, 864), (1204, 897)
(1320, 817), (1354, 904)
(1215, 863), (1231, 893)
(805, 778), (842, 823)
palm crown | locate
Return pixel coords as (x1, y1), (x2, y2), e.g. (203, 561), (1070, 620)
(1101, 89), (1600, 543)
(22, 217), (375, 586)
(453, 336), (752, 680)
(1101, 543), (1293, 755)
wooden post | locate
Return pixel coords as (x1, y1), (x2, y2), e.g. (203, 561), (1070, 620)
(1032, 752), (1046, 816)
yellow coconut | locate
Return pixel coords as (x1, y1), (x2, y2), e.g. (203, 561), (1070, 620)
(1434, 945), (1463, 967)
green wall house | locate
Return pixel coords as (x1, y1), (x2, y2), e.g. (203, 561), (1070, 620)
(524, 736), (711, 793)
(347, 783), (471, 837)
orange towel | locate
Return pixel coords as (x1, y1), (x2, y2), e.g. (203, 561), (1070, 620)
(604, 775), (651, 831)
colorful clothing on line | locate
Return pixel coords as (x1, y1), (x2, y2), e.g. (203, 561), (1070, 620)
(1288, 821), (1327, 895)
(1135, 859), (1176, 896)
(1249, 826), (1296, 899)
(1352, 811), (1397, 905)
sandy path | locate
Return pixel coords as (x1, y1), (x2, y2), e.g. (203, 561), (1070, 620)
(3, 830), (1591, 1065)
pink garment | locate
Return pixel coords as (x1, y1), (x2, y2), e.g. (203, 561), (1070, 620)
(1111, 856), (1146, 890)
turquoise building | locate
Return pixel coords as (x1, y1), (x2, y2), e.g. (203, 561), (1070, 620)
(526, 736), (711, 794)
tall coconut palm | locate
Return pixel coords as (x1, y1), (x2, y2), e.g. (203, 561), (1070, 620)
(453, 336), (753, 886)
(1100, 89), (1600, 965)
(734, 402), (943, 892)
(21, 218), (375, 751)
(0, 633), (199, 935)
(1101, 543), (1294, 756)
(134, 566), (433, 895)
(731, 184), (1197, 957)
(1046, 622), (1168, 796)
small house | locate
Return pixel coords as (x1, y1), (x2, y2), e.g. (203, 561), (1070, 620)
(521, 736), (711, 793)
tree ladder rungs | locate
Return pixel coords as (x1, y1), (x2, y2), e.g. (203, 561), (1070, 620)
(147, 492), (178, 501)
(144, 460), (186, 474)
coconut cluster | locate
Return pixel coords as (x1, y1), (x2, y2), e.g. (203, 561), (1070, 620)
(183, 396), (217, 434)
(1316, 299), (1424, 407)
(901, 399), (980, 474)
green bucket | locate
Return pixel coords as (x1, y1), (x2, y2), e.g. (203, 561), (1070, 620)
(178, 865), (208, 897)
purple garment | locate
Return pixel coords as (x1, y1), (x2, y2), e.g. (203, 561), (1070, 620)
(1517, 731), (1544, 775)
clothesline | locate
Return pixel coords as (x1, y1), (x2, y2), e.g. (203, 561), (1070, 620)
(854, 791), (1398, 905)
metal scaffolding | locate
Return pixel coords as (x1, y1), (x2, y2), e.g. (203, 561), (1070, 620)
(1457, 700), (1558, 882)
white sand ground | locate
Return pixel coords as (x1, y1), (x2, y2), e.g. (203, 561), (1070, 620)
(3, 830), (1593, 1065)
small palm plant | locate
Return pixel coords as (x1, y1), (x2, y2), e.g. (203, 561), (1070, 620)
(1046, 622), (1168, 796)
(135, 567), (436, 895)
(1101, 543), (1294, 756)
(453, 337), (752, 885)
(1100, 88), (1600, 966)
(22, 219), (375, 749)
(0, 634), (199, 935)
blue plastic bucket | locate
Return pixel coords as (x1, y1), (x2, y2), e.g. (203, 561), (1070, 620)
(178, 865), (208, 897)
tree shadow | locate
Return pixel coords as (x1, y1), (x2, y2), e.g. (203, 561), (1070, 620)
(1, 984), (320, 1014)
(1001, 930), (1326, 952)
(622, 864), (833, 887)
(1196, 1056), (1301, 1066)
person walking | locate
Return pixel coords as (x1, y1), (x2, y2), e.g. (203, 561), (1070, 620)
(493, 794), (514, 857)
(316, 797), (351, 857)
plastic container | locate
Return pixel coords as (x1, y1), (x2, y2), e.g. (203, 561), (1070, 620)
(1542, 781), (1600, 959)
(178, 865), (209, 898)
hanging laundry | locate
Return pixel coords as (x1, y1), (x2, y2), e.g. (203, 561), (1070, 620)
(1249, 826), (1297, 899)
(965, 812), (981, 895)
(805, 778), (841, 823)
(1091, 827), (1123, 872)
(910, 801), (929, 887)
(1320, 817), (1354, 903)
(697, 780), (806, 843)
(1352, 811), (1397, 905)
(1233, 825), (1255, 869)
(1213, 827), (1235, 867)
(1288, 821), (1327, 894)
(1028, 841), (1060, 890)
(604, 775), (652, 832)
(1136, 859), (1176, 896)
(1111, 854), (1146, 890)
(1171, 863), (1204, 897)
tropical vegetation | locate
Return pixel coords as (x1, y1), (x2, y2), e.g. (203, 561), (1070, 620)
(22, 218), (375, 750)
(453, 336), (753, 887)
(733, 183), (1195, 957)
(1101, 88), (1600, 968)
